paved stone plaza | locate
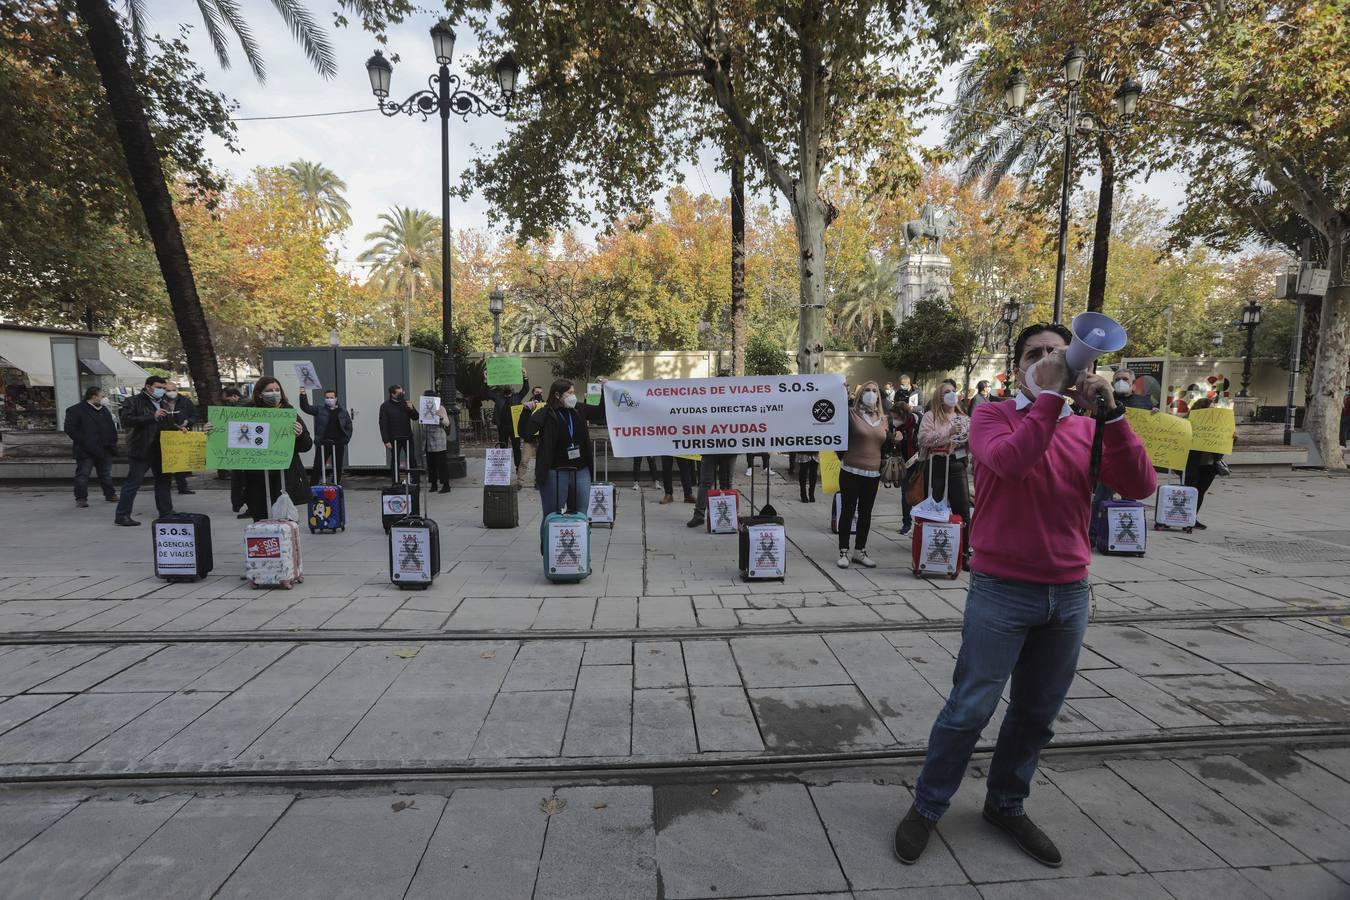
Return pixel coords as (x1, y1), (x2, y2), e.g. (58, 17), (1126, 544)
(0, 465), (1347, 898)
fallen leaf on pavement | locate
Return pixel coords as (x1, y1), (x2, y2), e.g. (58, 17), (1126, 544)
(541, 797), (566, 816)
(593, 802), (607, 810)
(481, 651), (496, 659)
(395, 648), (419, 659)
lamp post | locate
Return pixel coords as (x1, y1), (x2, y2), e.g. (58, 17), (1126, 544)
(366, 25), (520, 480)
(488, 287), (505, 353)
(1003, 51), (1140, 324)
(1211, 331), (1223, 353)
(1237, 300), (1263, 399)
(1001, 297), (1021, 394)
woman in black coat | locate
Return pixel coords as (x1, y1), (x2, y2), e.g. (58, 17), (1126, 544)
(238, 376), (313, 521)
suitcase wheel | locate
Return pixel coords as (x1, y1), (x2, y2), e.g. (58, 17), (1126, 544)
(309, 528), (316, 534)
(1183, 527), (1193, 534)
(1153, 523), (1162, 531)
(949, 572), (959, 580)
(279, 581), (292, 590)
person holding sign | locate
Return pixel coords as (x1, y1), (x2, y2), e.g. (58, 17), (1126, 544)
(299, 389), (352, 485)
(835, 382), (889, 569)
(114, 376), (174, 526)
(160, 382), (197, 495)
(1182, 398), (1224, 529)
(895, 323), (1156, 869)
(491, 377), (530, 469)
(378, 385), (419, 476)
(421, 390), (452, 493)
(237, 378), (312, 521)
(520, 378), (596, 548)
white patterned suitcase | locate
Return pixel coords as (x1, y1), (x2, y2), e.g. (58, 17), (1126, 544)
(1154, 483), (1198, 531)
(244, 519), (304, 589)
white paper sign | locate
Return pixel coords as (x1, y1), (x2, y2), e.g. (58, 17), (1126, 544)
(746, 523), (786, 578)
(484, 447), (514, 486)
(588, 483), (616, 525)
(918, 523), (962, 575)
(603, 374), (849, 456)
(294, 361), (322, 391)
(228, 421), (270, 450)
(418, 395), (441, 425)
(547, 518), (589, 576)
(706, 492), (739, 534)
(391, 526), (433, 582)
(1105, 505), (1146, 554)
(1156, 485), (1197, 528)
(154, 521), (198, 575)
(382, 492), (412, 517)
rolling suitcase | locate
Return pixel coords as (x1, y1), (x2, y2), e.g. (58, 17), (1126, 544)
(390, 480), (441, 589)
(1095, 499), (1147, 556)
(483, 484), (520, 528)
(382, 438), (419, 533)
(1154, 478), (1198, 532)
(308, 443), (345, 534)
(829, 492), (858, 534)
(587, 440), (617, 528)
(705, 488), (740, 534)
(911, 457), (964, 579)
(244, 472), (303, 589)
(739, 465), (786, 581)
(152, 512), (213, 581)
(542, 470), (590, 583)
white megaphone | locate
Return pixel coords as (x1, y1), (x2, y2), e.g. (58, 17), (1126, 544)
(1065, 312), (1127, 374)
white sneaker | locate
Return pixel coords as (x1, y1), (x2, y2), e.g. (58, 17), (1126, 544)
(836, 550), (850, 569)
(633, 483), (641, 491)
(854, 550), (877, 568)
(745, 467), (753, 476)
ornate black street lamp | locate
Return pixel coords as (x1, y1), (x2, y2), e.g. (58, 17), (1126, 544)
(1004, 51), (1140, 324)
(1237, 300), (1263, 398)
(488, 287), (505, 353)
(366, 24), (520, 480)
(1001, 297), (1022, 393)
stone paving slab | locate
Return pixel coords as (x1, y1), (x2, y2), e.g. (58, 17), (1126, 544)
(0, 745), (1346, 899)
(0, 474), (1347, 635)
(0, 614), (1344, 776)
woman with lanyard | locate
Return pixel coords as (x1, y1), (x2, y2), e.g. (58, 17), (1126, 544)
(836, 381), (889, 569)
(520, 378), (596, 548)
(917, 379), (972, 537)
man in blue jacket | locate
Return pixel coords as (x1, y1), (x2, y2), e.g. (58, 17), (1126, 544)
(299, 388), (354, 483)
(63, 386), (119, 508)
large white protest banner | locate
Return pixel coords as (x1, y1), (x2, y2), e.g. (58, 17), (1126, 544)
(603, 375), (849, 457)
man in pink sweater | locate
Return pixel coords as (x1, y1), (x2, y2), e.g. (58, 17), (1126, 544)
(894, 323), (1156, 868)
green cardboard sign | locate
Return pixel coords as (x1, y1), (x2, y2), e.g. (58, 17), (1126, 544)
(485, 355), (524, 386)
(206, 406), (299, 470)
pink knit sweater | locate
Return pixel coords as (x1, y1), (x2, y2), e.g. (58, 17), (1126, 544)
(969, 393), (1157, 584)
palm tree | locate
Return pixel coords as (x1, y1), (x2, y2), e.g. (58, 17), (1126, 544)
(834, 254), (899, 351)
(282, 159), (351, 230)
(358, 207), (442, 347)
(72, 0), (335, 404)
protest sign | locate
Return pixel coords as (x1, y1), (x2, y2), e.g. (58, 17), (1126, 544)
(206, 406), (298, 470)
(819, 450), (841, 495)
(294, 361), (322, 391)
(485, 356), (524, 386)
(587, 382), (602, 404)
(418, 395), (441, 425)
(1124, 408), (1192, 470)
(160, 431), (207, 473)
(511, 404), (526, 437)
(547, 518), (589, 576)
(1188, 407), (1235, 455)
(484, 447), (514, 486)
(603, 374), (848, 457)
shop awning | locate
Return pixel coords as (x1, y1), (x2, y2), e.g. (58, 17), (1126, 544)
(95, 342), (148, 383)
(0, 331), (55, 386)
(80, 357), (116, 376)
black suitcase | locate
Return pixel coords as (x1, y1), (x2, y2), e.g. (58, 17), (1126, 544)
(738, 466), (786, 581)
(390, 481), (440, 589)
(152, 512), (213, 581)
(382, 438), (420, 533)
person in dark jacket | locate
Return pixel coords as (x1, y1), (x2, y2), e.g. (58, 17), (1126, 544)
(160, 381), (197, 495)
(64, 386), (119, 508)
(887, 399), (920, 534)
(520, 377), (596, 549)
(299, 388), (353, 484)
(237, 377), (313, 522)
(491, 377), (530, 469)
(114, 375), (173, 526)
(378, 384), (419, 478)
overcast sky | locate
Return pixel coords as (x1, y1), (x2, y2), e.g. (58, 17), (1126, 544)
(161, 0), (1188, 275)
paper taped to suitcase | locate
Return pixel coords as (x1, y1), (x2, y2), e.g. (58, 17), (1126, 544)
(746, 524), (786, 578)
(154, 522), (199, 575)
(547, 518), (589, 576)
(382, 492), (412, 517)
(1156, 484), (1198, 528)
(588, 484), (616, 524)
(707, 492), (739, 533)
(1106, 505), (1146, 553)
(918, 522), (961, 574)
(391, 526), (434, 582)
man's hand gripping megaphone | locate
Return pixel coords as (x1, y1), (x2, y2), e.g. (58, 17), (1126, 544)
(1021, 349), (1119, 414)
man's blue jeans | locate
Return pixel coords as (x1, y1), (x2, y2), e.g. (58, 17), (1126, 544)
(539, 468), (591, 549)
(914, 570), (1090, 821)
(115, 459), (173, 519)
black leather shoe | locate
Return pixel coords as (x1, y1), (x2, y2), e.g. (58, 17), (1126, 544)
(686, 513), (704, 528)
(114, 516), (141, 527)
(893, 804), (935, 865)
(438, 486), (450, 493)
(178, 488), (196, 495)
(105, 494), (118, 502)
(76, 499), (89, 508)
(982, 800), (1062, 868)
(236, 511), (251, 519)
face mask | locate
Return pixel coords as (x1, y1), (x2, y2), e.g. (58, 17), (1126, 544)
(1113, 379), (1132, 396)
(394, 393), (404, 402)
(563, 393), (578, 409)
(861, 390), (878, 407)
(90, 396), (103, 406)
(165, 391), (178, 399)
(262, 391), (281, 404)
(943, 391), (958, 407)
(324, 398), (337, 408)
(151, 387), (165, 399)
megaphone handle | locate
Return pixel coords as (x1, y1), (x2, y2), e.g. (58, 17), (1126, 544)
(1088, 395), (1108, 494)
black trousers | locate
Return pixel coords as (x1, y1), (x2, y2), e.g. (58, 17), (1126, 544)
(499, 436), (523, 467)
(632, 455), (659, 481)
(73, 451), (116, 501)
(746, 453), (770, 469)
(661, 456), (696, 499)
(693, 455), (735, 512)
(798, 459), (819, 500)
(1184, 456), (1218, 512)
(426, 450), (449, 489)
(310, 443), (345, 486)
(928, 455), (971, 523)
(838, 470), (881, 550)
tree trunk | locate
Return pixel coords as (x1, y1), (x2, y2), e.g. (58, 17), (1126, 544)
(730, 150), (747, 377)
(1305, 226), (1346, 468)
(404, 276), (415, 347)
(792, 190), (828, 374)
(74, 0), (222, 406)
(1087, 137), (1115, 314)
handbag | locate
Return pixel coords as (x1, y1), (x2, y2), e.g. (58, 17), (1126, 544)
(904, 454), (926, 506)
(881, 456), (903, 488)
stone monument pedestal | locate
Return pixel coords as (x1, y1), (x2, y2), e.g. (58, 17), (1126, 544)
(892, 253), (953, 323)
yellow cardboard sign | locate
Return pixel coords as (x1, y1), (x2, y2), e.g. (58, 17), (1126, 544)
(1124, 408), (1192, 470)
(673, 453), (703, 462)
(1188, 407), (1235, 455)
(160, 431), (208, 473)
(820, 450), (841, 495)
(511, 404), (525, 437)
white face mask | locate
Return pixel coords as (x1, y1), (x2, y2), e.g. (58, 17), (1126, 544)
(562, 393), (578, 409)
(943, 391), (958, 407)
(1113, 379), (1132, 396)
(165, 391), (178, 399)
(261, 391), (281, 404)
(861, 390), (878, 407)
(324, 398), (337, 408)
